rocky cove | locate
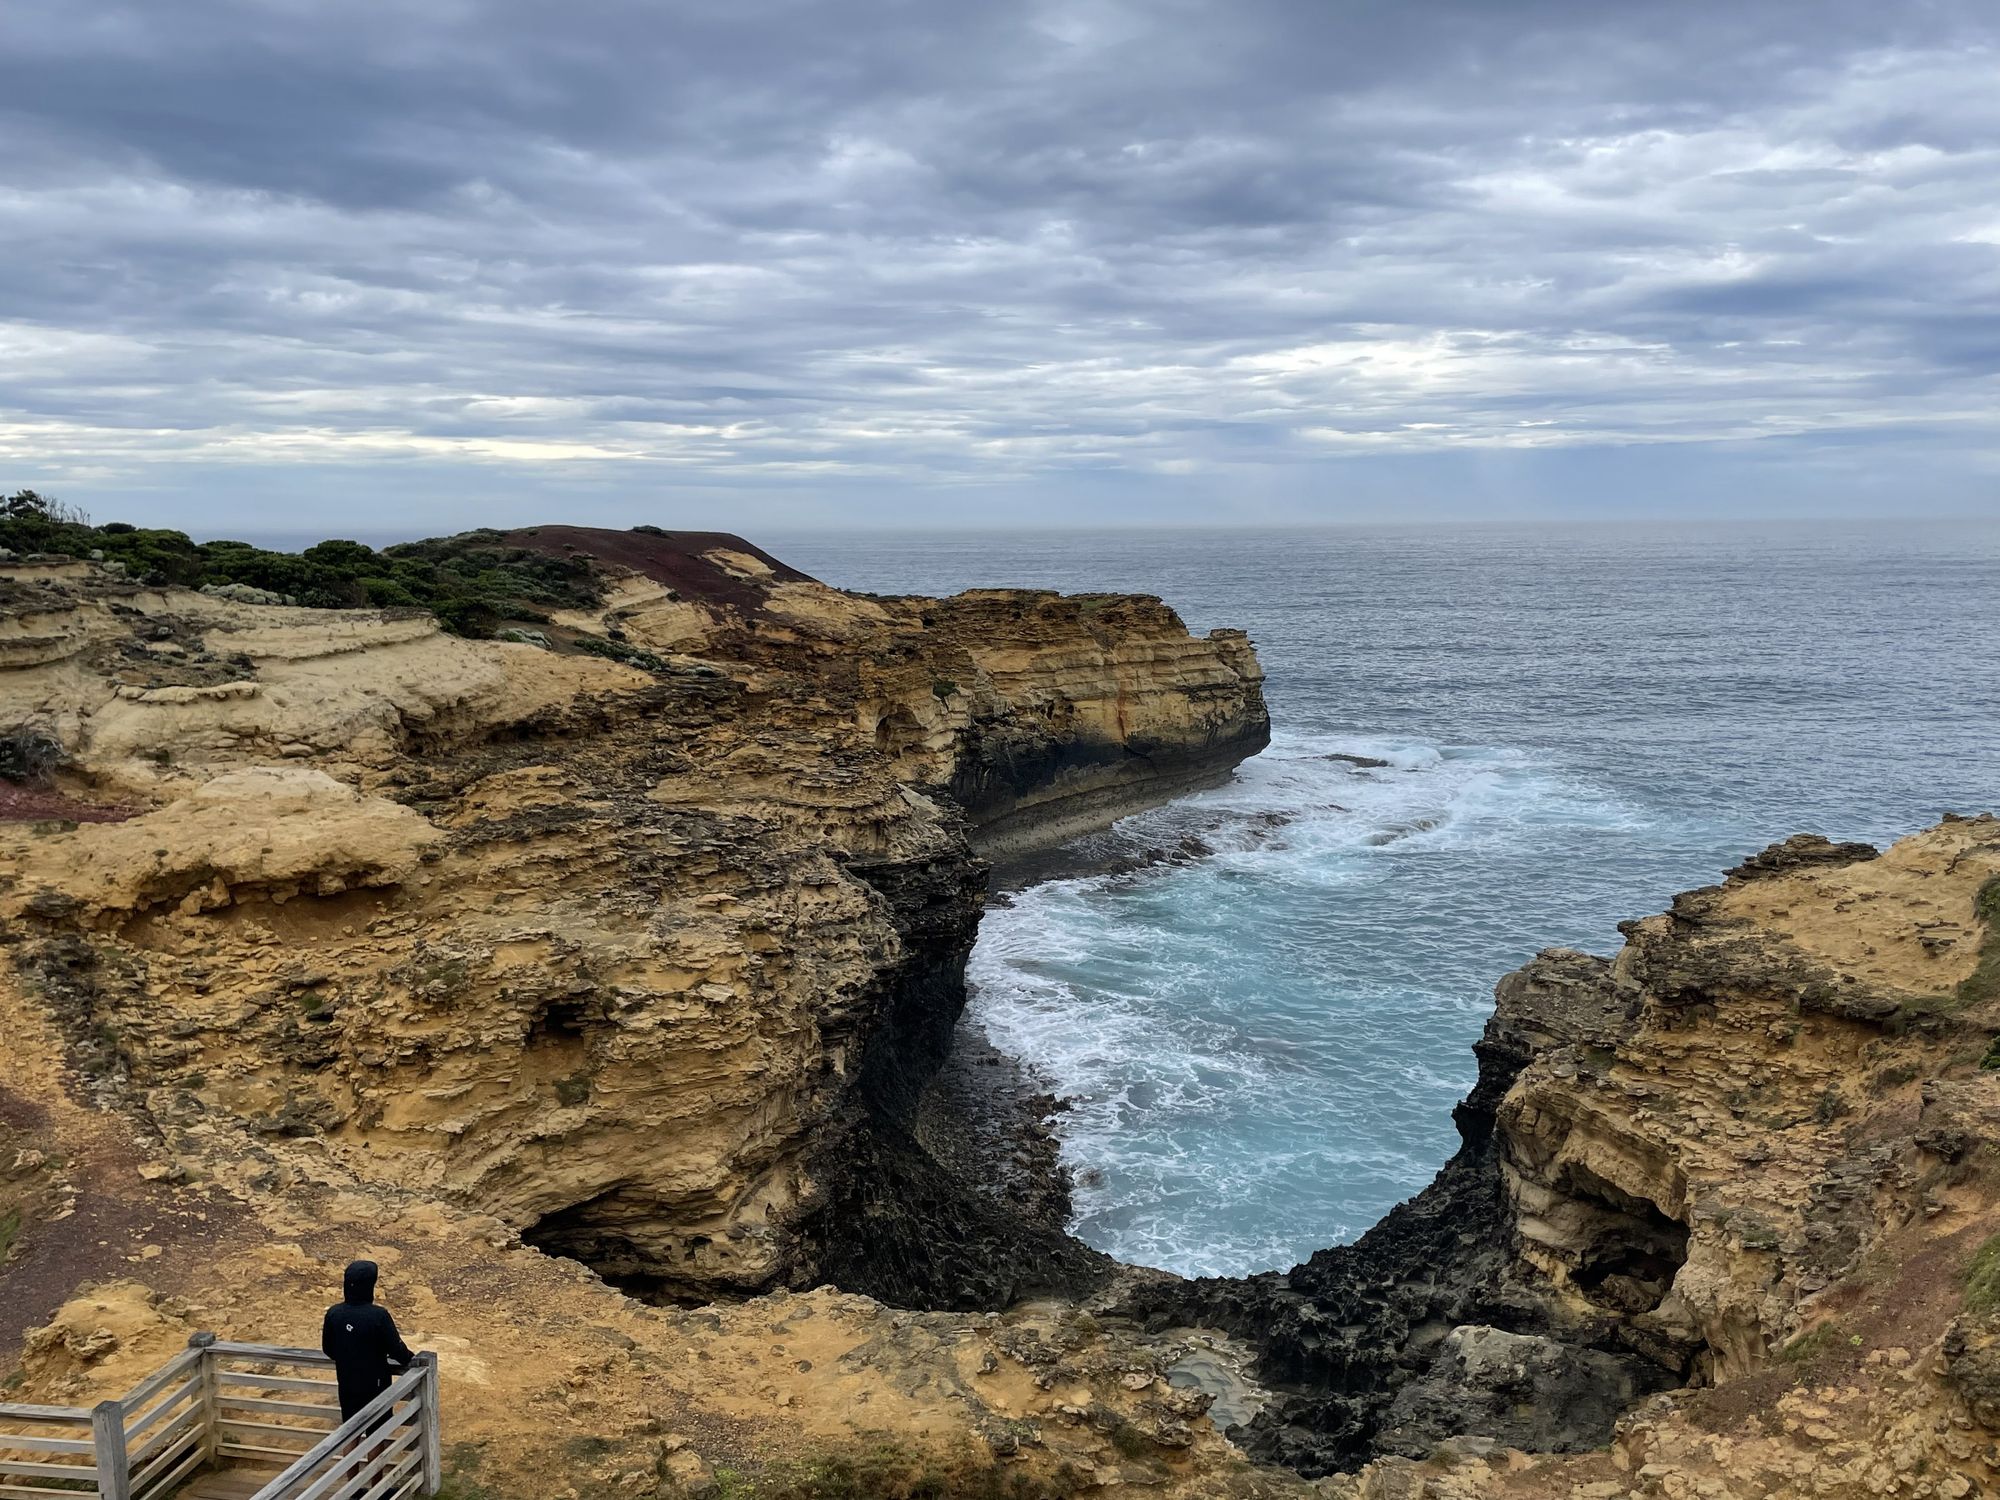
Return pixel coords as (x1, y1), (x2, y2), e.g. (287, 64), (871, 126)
(3, 527), (2000, 1500)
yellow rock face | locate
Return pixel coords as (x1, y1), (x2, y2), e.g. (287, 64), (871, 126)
(0, 546), (1268, 1308)
(0, 539), (1286, 1498)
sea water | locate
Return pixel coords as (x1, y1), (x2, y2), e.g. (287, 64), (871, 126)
(773, 521), (2000, 1278)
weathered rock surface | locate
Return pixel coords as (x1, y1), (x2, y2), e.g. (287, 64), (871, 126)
(1138, 817), (2000, 1498)
(0, 531), (1267, 1312)
(10, 526), (2000, 1500)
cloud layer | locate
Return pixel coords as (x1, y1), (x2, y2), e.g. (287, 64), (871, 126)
(3, 0), (1998, 531)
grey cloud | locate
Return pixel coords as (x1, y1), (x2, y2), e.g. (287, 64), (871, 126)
(1, 0), (1998, 530)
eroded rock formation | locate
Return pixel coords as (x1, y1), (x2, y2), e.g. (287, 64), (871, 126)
(0, 529), (1268, 1312)
(9, 524), (2000, 1500)
(1138, 820), (2000, 1497)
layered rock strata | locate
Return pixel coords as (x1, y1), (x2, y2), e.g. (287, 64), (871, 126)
(13, 524), (2000, 1499)
(0, 530), (1268, 1310)
(1137, 820), (2000, 1494)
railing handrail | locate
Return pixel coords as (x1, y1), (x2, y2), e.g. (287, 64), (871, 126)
(208, 1343), (334, 1365)
(245, 1357), (430, 1500)
(0, 1339), (320, 1425)
(1, 1337), (440, 1500)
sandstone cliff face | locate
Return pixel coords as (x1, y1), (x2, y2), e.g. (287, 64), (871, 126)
(1142, 819), (2000, 1497)
(0, 532), (1268, 1312)
(15, 527), (2000, 1500)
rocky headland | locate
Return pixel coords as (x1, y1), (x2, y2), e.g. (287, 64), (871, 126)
(1134, 822), (2000, 1497)
(3, 524), (1999, 1500)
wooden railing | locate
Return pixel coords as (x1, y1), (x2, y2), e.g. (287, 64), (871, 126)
(0, 1335), (440, 1500)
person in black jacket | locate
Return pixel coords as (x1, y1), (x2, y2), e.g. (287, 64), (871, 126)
(321, 1259), (414, 1420)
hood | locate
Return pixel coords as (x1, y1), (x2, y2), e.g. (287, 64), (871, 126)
(342, 1259), (378, 1304)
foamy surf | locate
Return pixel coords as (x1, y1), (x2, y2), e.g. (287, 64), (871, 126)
(775, 524), (2000, 1280)
(968, 731), (1653, 1278)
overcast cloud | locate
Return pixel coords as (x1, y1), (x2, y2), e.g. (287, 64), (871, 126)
(2, 0), (1998, 533)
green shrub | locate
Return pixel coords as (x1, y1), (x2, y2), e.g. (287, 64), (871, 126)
(1966, 1232), (2000, 1313)
(0, 498), (606, 638)
(575, 636), (666, 672)
(1778, 1322), (1843, 1364)
(1962, 877), (2000, 1010)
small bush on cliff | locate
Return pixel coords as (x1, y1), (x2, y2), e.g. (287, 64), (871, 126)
(1965, 1232), (2000, 1314)
(576, 635), (667, 672)
(0, 723), (64, 785)
(1778, 1322), (1845, 1365)
(0, 494), (606, 637)
(1962, 877), (2000, 1011)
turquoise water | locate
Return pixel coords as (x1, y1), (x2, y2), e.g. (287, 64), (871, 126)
(773, 521), (2000, 1277)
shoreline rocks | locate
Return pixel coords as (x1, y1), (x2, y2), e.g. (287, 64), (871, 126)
(0, 529), (1268, 1312)
(1129, 822), (2000, 1489)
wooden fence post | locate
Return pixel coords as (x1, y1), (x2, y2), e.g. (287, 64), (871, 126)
(91, 1399), (132, 1500)
(416, 1351), (442, 1495)
(188, 1330), (219, 1465)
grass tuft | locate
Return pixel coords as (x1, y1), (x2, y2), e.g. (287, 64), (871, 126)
(1960, 877), (2000, 1010)
(1778, 1323), (1843, 1365)
(433, 1442), (498, 1500)
(1965, 1231), (2000, 1314)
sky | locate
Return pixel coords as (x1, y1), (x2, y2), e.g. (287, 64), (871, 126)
(3, 0), (1999, 538)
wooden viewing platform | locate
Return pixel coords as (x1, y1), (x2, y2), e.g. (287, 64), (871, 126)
(0, 1335), (441, 1500)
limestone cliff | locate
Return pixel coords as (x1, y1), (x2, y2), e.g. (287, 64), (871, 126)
(1139, 819), (2000, 1497)
(0, 529), (1268, 1314)
(13, 523), (2000, 1500)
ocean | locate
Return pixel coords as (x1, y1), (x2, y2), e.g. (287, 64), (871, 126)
(774, 521), (2000, 1278)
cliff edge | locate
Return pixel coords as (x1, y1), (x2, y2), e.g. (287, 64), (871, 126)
(1137, 819), (2000, 1498)
(0, 528), (1269, 1317)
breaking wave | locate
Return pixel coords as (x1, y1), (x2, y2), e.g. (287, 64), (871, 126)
(969, 731), (1655, 1277)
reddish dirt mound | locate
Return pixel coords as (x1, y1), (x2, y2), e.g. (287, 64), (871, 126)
(500, 526), (818, 616)
(0, 784), (136, 823)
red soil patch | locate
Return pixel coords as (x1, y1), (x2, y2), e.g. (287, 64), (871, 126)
(0, 784), (136, 824)
(0, 1081), (249, 1366)
(499, 526), (817, 617)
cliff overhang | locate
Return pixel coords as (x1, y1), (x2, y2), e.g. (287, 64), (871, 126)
(0, 528), (1269, 1313)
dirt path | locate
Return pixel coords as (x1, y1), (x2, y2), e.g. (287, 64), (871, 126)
(0, 1064), (248, 1369)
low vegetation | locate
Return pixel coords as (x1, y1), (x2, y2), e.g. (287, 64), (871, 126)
(0, 489), (603, 637)
(700, 1442), (1088, 1500)
(1963, 876), (2000, 1011)
(1965, 1231), (2000, 1314)
(0, 723), (64, 785)
(1777, 1322), (1851, 1365)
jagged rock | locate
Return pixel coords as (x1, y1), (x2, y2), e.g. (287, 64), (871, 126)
(1374, 1325), (1652, 1456)
(1726, 833), (1880, 881)
(1136, 813), (2000, 1483)
(0, 530), (1266, 1306)
(1944, 1315), (2000, 1430)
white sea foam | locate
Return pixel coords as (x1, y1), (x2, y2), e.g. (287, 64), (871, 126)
(968, 731), (1650, 1276)
(778, 524), (2000, 1278)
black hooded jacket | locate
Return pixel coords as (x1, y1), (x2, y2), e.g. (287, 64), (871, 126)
(321, 1260), (414, 1419)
